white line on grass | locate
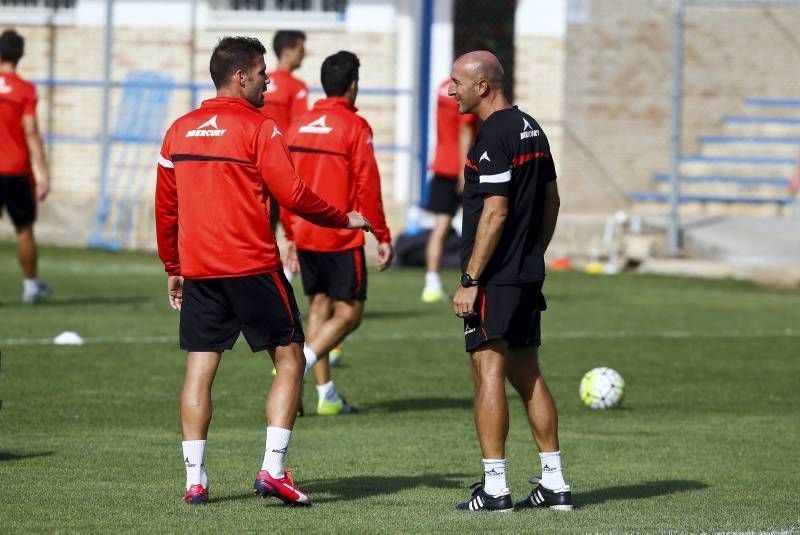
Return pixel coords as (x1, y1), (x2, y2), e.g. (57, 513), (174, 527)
(2, 329), (799, 347)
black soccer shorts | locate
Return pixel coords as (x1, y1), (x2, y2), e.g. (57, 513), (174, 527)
(425, 175), (462, 216)
(0, 174), (36, 227)
(297, 247), (367, 301)
(179, 271), (304, 352)
(463, 282), (547, 353)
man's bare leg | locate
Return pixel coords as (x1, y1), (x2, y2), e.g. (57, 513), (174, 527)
(467, 340), (512, 500)
(307, 299), (363, 380)
(255, 342), (311, 504)
(306, 299), (363, 413)
(306, 293), (333, 381)
(181, 351), (222, 439)
(267, 343), (305, 428)
(471, 340), (509, 459)
(422, 214), (452, 302)
(506, 346), (559, 451)
(16, 224), (37, 279)
(180, 351), (221, 494)
(507, 345), (569, 497)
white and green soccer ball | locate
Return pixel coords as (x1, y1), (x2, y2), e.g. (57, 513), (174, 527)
(579, 367), (625, 409)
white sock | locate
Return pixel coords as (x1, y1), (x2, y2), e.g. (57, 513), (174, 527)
(316, 380), (341, 403)
(424, 271), (442, 290)
(182, 440), (208, 490)
(261, 426), (292, 478)
(540, 450), (567, 490)
(23, 278), (39, 295)
(283, 268), (294, 282)
(303, 345), (318, 376)
(482, 458), (509, 496)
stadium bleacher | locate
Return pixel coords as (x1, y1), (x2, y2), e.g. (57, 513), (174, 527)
(631, 97), (800, 214)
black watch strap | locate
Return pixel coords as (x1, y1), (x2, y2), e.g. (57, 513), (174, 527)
(460, 273), (480, 287)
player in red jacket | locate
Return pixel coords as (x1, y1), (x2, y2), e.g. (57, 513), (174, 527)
(261, 30), (308, 234)
(0, 30), (52, 304)
(421, 78), (477, 303)
(155, 37), (372, 506)
(283, 51), (394, 415)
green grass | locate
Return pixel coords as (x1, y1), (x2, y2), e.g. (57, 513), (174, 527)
(1, 242), (799, 532)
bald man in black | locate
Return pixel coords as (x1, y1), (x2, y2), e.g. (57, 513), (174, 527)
(449, 51), (572, 512)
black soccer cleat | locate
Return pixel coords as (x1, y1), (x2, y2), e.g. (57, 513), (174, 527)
(456, 481), (513, 512)
(515, 477), (573, 511)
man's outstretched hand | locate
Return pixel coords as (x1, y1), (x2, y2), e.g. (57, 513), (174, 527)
(346, 211), (374, 233)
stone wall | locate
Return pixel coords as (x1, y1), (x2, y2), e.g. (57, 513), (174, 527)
(0, 24), (399, 249)
(561, 0), (800, 212)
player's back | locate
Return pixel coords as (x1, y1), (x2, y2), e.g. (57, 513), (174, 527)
(159, 97), (282, 278)
(0, 72), (36, 175)
(286, 97), (372, 251)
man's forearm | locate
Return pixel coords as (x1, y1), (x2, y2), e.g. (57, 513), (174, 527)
(26, 133), (48, 183)
(465, 205), (507, 279)
(539, 201), (559, 253)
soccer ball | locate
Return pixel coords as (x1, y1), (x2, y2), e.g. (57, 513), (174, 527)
(579, 367), (625, 409)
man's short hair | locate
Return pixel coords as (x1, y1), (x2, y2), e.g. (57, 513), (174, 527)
(209, 36), (266, 90)
(0, 29), (24, 65)
(321, 51), (360, 97)
(272, 30), (305, 58)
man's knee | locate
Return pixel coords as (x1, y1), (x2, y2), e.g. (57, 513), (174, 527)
(337, 304), (363, 332)
(471, 341), (507, 379)
(15, 223), (34, 238)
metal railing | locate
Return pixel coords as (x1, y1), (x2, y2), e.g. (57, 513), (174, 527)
(213, 0), (346, 12)
(0, 0), (75, 8)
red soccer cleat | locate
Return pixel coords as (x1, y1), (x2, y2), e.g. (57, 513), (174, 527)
(253, 469), (311, 506)
(183, 484), (208, 504)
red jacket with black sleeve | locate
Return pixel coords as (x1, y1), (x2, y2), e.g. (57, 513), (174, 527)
(283, 97), (391, 252)
(155, 97), (349, 279)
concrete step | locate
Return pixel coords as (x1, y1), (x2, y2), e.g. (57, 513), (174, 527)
(630, 192), (795, 217)
(742, 97), (800, 117)
(699, 136), (800, 158)
(655, 182), (789, 198)
(680, 155), (797, 177)
(723, 116), (800, 137)
(653, 173), (790, 188)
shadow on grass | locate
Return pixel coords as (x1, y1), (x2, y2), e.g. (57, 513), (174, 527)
(363, 308), (441, 320)
(364, 397), (473, 413)
(0, 296), (151, 308)
(576, 480), (709, 506)
(0, 451), (54, 462)
(304, 473), (470, 503)
(209, 473), (469, 505)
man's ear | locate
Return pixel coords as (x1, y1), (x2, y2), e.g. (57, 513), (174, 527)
(235, 68), (247, 86)
(477, 79), (489, 97)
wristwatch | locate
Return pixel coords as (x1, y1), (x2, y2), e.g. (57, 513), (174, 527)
(460, 272), (480, 287)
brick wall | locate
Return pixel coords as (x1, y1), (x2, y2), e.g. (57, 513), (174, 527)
(561, 0), (800, 212)
(1, 24), (399, 249)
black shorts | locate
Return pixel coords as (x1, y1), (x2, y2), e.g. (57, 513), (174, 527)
(180, 271), (305, 352)
(426, 175), (461, 215)
(0, 174), (36, 227)
(464, 282), (547, 353)
(298, 247), (367, 301)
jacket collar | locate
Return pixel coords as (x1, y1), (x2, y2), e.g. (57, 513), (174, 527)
(200, 96), (260, 113)
(312, 96), (357, 112)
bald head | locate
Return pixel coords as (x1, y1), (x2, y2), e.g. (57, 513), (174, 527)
(448, 50), (508, 119)
(454, 50), (505, 88)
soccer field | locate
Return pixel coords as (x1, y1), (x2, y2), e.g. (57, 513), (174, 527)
(1, 243), (799, 532)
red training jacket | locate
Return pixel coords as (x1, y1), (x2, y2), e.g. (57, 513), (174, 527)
(284, 97), (391, 252)
(430, 79), (477, 178)
(0, 72), (37, 175)
(155, 97), (348, 279)
(260, 69), (308, 132)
